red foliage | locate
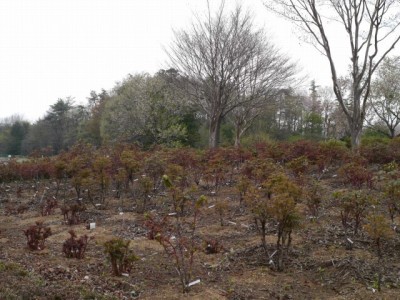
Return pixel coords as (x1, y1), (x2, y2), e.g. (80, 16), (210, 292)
(253, 141), (288, 161)
(5, 203), (28, 215)
(61, 203), (86, 225)
(24, 221), (52, 250)
(165, 148), (204, 186)
(40, 197), (58, 216)
(202, 149), (229, 190)
(204, 238), (224, 254)
(317, 140), (349, 170)
(338, 163), (373, 188)
(241, 158), (279, 184)
(287, 140), (320, 161)
(360, 139), (392, 164)
(63, 230), (90, 259)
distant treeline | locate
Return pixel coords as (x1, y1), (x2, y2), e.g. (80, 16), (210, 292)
(0, 68), (396, 157)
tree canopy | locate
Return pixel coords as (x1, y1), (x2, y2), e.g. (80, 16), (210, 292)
(265, 0), (400, 149)
(167, 3), (297, 148)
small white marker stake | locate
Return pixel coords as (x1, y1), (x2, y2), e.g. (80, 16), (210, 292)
(188, 279), (201, 287)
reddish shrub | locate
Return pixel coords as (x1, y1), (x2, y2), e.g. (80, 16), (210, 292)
(63, 230), (90, 259)
(61, 203), (86, 225)
(287, 140), (320, 161)
(254, 141), (288, 161)
(204, 238), (223, 254)
(40, 197), (58, 216)
(317, 140), (349, 170)
(338, 163), (373, 188)
(286, 155), (310, 177)
(360, 137), (392, 164)
(24, 221), (52, 250)
(5, 203), (28, 215)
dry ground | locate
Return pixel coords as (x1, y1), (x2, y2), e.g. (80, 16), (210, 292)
(1, 179), (400, 300)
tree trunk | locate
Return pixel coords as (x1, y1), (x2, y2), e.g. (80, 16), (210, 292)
(350, 121), (363, 151)
(389, 127), (395, 139)
(209, 115), (222, 148)
(277, 244), (283, 271)
(261, 220), (266, 250)
(234, 125), (241, 148)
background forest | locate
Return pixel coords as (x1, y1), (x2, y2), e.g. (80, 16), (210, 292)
(1, 2), (400, 155)
(0, 70), (397, 156)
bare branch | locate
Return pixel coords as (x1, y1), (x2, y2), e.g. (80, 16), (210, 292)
(264, 0), (400, 148)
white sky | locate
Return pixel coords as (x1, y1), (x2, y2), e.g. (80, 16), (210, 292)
(0, 0), (391, 122)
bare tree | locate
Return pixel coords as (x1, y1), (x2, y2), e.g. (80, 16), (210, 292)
(319, 86), (348, 139)
(266, 0), (400, 149)
(229, 46), (297, 147)
(167, 2), (296, 148)
(368, 56), (400, 138)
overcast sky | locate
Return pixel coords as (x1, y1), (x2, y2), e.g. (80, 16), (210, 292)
(0, 0), (383, 122)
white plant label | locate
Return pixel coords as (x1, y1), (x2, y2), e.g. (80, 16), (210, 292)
(188, 279), (200, 287)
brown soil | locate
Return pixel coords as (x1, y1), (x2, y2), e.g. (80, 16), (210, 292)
(0, 179), (399, 300)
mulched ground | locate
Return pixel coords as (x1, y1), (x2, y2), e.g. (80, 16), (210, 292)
(1, 175), (400, 299)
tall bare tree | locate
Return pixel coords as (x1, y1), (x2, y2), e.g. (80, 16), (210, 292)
(229, 46), (297, 147)
(319, 86), (348, 139)
(368, 56), (400, 138)
(167, 2), (296, 148)
(266, 0), (400, 149)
